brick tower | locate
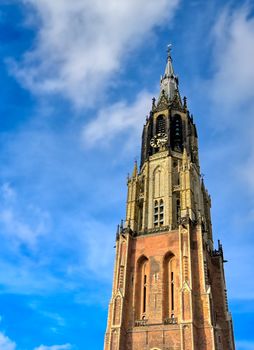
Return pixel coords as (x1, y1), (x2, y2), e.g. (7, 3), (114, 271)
(104, 48), (235, 350)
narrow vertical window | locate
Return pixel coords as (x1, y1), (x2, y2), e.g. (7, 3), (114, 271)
(171, 271), (174, 311)
(143, 273), (147, 313)
(139, 200), (143, 231)
(154, 200), (158, 226)
(163, 253), (176, 321)
(160, 199), (164, 226)
(176, 199), (180, 222)
(171, 114), (183, 151)
(142, 261), (148, 317)
(156, 115), (166, 134)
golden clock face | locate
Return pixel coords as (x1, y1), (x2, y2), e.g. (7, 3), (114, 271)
(150, 133), (168, 148)
(150, 136), (159, 148)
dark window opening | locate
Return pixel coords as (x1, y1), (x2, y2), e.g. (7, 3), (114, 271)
(176, 199), (180, 222)
(171, 115), (183, 151)
(143, 271), (147, 313)
(156, 115), (166, 134)
(143, 286), (146, 313)
(171, 271), (174, 310)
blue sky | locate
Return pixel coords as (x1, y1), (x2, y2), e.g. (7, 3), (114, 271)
(0, 0), (254, 349)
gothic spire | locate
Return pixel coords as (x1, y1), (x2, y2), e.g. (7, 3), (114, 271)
(159, 45), (180, 102)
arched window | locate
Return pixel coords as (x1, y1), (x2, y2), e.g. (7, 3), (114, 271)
(156, 115), (166, 134)
(135, 256), (149, 320)
(171, 114), (183, 151)
(154, 200), (164, 227)
(163, 253), (176, 320)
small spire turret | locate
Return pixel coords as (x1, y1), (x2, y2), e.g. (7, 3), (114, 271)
(132, 160), (138, 178)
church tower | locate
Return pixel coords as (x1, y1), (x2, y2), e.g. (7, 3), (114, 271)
(104, 48), (235, 350)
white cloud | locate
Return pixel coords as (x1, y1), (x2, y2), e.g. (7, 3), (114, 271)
(0, 183), (50, 247)
(83, 90), (154, 148)
(210, 5), (254, 114)
(0, 332), (16, 350)
(201, 4), (254, 302)
(34, 344), (71, 350)
(11, 0), (179, 107)
(209, 5), (254, 190)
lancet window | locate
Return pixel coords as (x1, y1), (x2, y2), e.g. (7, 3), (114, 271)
(142, 262), (147, 314)
(135, 256), (149, 320)
(171, 114), (183, 151)
(163, 253), (176, 320)
(156, 115), (166, 134)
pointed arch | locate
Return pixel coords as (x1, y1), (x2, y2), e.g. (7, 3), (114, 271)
(171, 114), (183, 151)
(156, 114), (166, 134)
(135, 255), (149, 320)
(163, 252), (177, 320)
(153, 166), (165, 198)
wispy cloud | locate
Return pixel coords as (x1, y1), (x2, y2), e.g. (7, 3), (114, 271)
(34, 344), (71, 350)
(0, 114), (119, 296)
(83, 91), (154, 149)
(207, 4), (254, 193)
(10, 0), (179, 107)
(197, 3), (254, 302)
(210, 4), (254, 117)
(0, 330), (72, 350)
(0, 183), (50, 248)
(0, 332), (16, 350)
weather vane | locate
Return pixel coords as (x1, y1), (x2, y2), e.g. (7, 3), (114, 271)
(167, 43), (172, 57)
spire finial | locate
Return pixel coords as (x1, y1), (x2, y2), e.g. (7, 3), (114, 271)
(132, 159), (138, 177)
(167, 43), (172, 59)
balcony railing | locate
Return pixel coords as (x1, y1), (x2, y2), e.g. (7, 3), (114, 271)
(135, 319), (148, 327)
(173, 185), (180, 192)
(164, 317), (178, 325)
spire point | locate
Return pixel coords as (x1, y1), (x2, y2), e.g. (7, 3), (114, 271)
(167, 43), (172, 59)
(132, 159), (138, 178)
(158, 43), (180, 102)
